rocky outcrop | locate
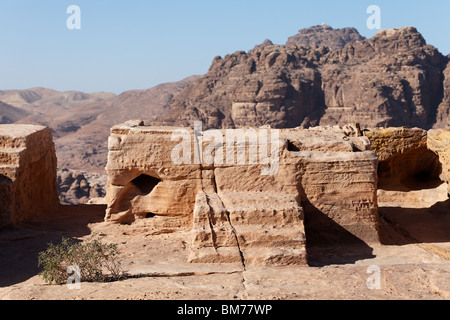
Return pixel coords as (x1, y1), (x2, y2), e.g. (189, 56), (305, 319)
(0, 125), (59, 228)
(57, 168), (107, 205)
(154, 27), (448, 132)
(286, 24), (365, 50)
(249, 39), (274, 54)
(105, 121), (380, 266)
(156, 45), (328, 129)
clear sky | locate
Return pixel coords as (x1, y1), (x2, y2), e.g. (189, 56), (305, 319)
(0, 0), (449, 94)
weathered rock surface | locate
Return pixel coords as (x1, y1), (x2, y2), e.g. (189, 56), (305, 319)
(0, 125), (59, 228)
(154, 27), (448, 132)
(0, 124), (448, 299)
(363, 127), (428, 162)
(105, 121), (380, 266)
(363, 127), (433, 190)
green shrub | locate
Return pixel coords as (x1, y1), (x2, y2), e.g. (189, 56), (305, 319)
(38, 234), (123, 285)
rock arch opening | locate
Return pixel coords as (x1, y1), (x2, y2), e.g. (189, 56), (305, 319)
(106, 173), (163, 224)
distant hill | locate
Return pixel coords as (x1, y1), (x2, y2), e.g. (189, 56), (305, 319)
(0, 101), (29, 124)
(0, 76), (199, 172)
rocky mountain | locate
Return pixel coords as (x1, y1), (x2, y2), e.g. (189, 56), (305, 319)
(154, 26), (448, 131)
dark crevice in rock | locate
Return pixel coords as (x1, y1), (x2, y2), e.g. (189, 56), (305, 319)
(131, 174), (161, 195)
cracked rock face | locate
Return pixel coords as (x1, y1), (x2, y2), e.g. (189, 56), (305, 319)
(105, 122), (380, 266)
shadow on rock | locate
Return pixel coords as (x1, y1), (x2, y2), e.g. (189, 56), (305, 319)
(378, 199), (450, 245)
(303, 203), (376, 267)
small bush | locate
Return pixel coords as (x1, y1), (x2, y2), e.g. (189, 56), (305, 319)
(38, 235), (123, 285)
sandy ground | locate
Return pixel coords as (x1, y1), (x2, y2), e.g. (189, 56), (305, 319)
(0, 196), (449, 300)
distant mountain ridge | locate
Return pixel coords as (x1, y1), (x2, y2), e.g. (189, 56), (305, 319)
(0, 76), (200, 172)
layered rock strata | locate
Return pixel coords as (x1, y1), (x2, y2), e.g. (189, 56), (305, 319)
(0, 125), (59, 228)
(105, 122), (380, 265)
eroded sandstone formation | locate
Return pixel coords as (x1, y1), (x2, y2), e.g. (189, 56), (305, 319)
(0, 125), (59, 228)
(105, 121), (380, 266)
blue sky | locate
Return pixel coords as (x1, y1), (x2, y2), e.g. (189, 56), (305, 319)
(0, 0), (449, 94)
